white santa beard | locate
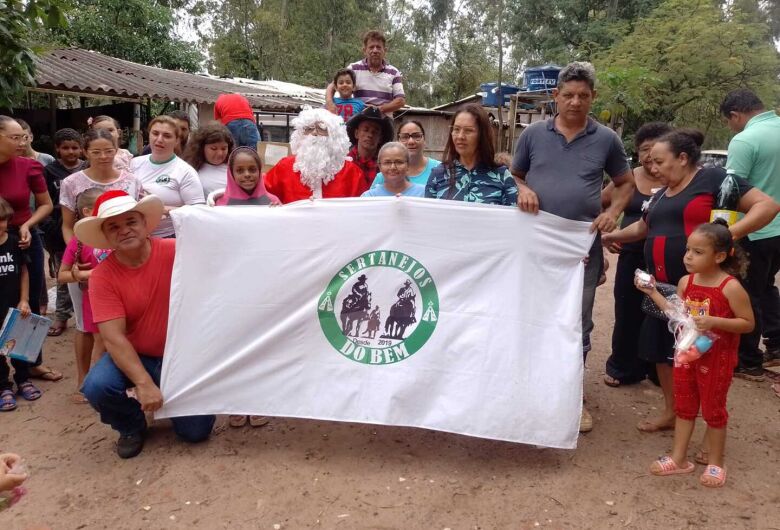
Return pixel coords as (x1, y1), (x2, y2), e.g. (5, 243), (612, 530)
(293, 136), (346, 190)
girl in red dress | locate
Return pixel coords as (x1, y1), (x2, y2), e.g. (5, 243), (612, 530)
(636, 219), (754, 487)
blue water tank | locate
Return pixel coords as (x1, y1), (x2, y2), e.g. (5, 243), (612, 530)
(479, 83), (522, 107)
(524, 64), (562, 91)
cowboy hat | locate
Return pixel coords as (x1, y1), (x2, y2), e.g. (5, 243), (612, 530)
(74, 190), (165, 249)
(346, 106), (394, 147)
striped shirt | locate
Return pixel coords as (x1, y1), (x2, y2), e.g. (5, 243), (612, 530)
(349, 59), (405, 107)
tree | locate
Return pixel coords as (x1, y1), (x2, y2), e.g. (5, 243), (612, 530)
(0, 0), (67, 108)
(208, 0), (380, 85)
(594, 0), (779, 148)
(58, 0), (203, 72)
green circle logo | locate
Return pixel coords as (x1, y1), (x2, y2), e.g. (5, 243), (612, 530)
(317, 250), (439, 364)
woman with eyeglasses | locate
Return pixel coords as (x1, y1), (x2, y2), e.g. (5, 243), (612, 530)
(361, 142), (425, 197)
(0, 116), (57, 381)
(425, 104), (517, 205)
(371, 120), (439, 189)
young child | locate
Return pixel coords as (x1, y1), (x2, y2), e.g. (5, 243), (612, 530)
(58, 188), (109, 404)
(331, 69), (365, 121)
(41, 128), (85, 336)
(89, 115), (133, 172)
(636, 219), (754, 488)
(211, 147), (280, 207)
(182, 122), (234, 198)
(0, 199), (40, 411)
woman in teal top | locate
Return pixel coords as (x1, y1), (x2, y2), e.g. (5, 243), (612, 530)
(425, 104), (517, 205)
(372, 120), (439, 188)
(362, 142), (425, 197)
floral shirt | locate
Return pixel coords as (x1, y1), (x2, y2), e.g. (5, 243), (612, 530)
(348, 146), (379, 189)
(425, 161), (518, 205)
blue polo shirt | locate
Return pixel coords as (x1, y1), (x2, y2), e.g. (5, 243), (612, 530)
(511, 116), (630, 222)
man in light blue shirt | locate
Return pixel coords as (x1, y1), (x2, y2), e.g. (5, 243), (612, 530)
(721, 88), (780, 376)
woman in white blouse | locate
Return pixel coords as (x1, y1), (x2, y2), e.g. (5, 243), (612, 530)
(130, 116), (205, 237)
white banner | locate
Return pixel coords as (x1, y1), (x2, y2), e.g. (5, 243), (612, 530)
(158, 198), (594, 449)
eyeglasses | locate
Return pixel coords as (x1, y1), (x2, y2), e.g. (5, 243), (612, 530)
(398, 133), (423, 141)
(450, 127), (478, 137)
(303, 125), (329, 136)
(0, 133), (29, 143)
(379, 160), (408, 168)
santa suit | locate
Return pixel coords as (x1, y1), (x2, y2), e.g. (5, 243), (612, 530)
(264, 156), (368, 204)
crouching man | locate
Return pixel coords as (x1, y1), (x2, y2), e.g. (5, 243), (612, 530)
(77, 191), (215, 458)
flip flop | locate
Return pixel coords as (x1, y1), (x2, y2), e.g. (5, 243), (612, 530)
(29, 367), (63, 382)
(17, 381), (42, 401)
(0, 389), (17, 411)
(249, 415), (269, 428)
(694, 449), (709, 465)
(229, 415), (248, 428)
(603, 374), (621, 387)
(70, 392), (89, 404)
(700, 465), (727, 488)
(650, 456), (695, 476)
(47, 322), (67, 337)
(637, 419), (675, 433)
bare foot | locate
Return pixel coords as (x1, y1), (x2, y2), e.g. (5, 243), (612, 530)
(637, 414), (675, 432)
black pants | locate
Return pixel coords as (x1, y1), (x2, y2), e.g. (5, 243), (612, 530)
(738, 235), (780, 369)
(605, 251), (650, 383)
(0, 356), (31, 390)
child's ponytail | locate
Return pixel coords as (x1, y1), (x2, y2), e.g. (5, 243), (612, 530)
(696, 218), (750, 278)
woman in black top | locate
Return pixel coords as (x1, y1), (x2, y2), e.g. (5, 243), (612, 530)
(603, 129), (778, 432)
(602, 123), (672, 387)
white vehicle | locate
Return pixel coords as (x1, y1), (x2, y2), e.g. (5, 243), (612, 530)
(701, 149), (727, 169)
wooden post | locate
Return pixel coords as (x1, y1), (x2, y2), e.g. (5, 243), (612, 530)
(131, 103), (142, 155)
(508, 95), (519, 155)
(48, 94), (56, 139)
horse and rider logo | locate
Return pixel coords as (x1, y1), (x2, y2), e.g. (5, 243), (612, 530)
(317, 250), (439, 365)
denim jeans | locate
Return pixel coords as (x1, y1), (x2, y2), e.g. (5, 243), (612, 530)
(82, 353), (215, 440)
(582, 233), (603, 362)
(226, 118), (260, 149)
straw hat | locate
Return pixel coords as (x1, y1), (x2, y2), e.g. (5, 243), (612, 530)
(74, 190), (165, 249)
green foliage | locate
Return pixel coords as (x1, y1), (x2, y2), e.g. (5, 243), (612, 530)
(0, 0), (67, 109)
(59, 0), (203, 72)
(594, 0), (780, 148)
(208, 0), (380, 85)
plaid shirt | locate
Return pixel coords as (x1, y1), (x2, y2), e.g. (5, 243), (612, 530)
(348, 146), (379, 189)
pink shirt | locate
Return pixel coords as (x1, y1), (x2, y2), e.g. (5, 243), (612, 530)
(0, 157), (47, 226)
(59, 169), (143, 213)
(63, 238), (111, 333)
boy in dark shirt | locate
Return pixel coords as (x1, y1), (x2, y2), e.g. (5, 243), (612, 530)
(41, 128), (84, 336)
(0, 198), (40, 411)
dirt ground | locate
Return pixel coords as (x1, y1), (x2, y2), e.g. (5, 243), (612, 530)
(1, 253), (779, 530)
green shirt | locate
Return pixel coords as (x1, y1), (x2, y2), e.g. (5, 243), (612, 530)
(726, 111), (780, 240)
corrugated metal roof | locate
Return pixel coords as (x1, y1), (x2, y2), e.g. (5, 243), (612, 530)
(33, 48), (324, 111)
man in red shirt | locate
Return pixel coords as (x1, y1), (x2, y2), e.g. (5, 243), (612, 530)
(346, 106), (393, 188)
(214, 93), (261, 149)
(264, 108), (367, 203)
(77, 191), (215, 458)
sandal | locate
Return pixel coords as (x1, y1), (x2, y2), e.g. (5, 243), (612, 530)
(637, 419), (675, 433)
(249, 415), (269, 428)
(29, 366), (63, 382)
(700, 465), (726, 488)
(0, 389), (17, 411)
(47, 322), (67, 337)
(650, 456), (695, 476)
(694, 449), (709, 465)
(229, 415), (248, 428)
(603, 374), (621, 387)
(70, 392), (89, 404)
(17, 381), (42, 401)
